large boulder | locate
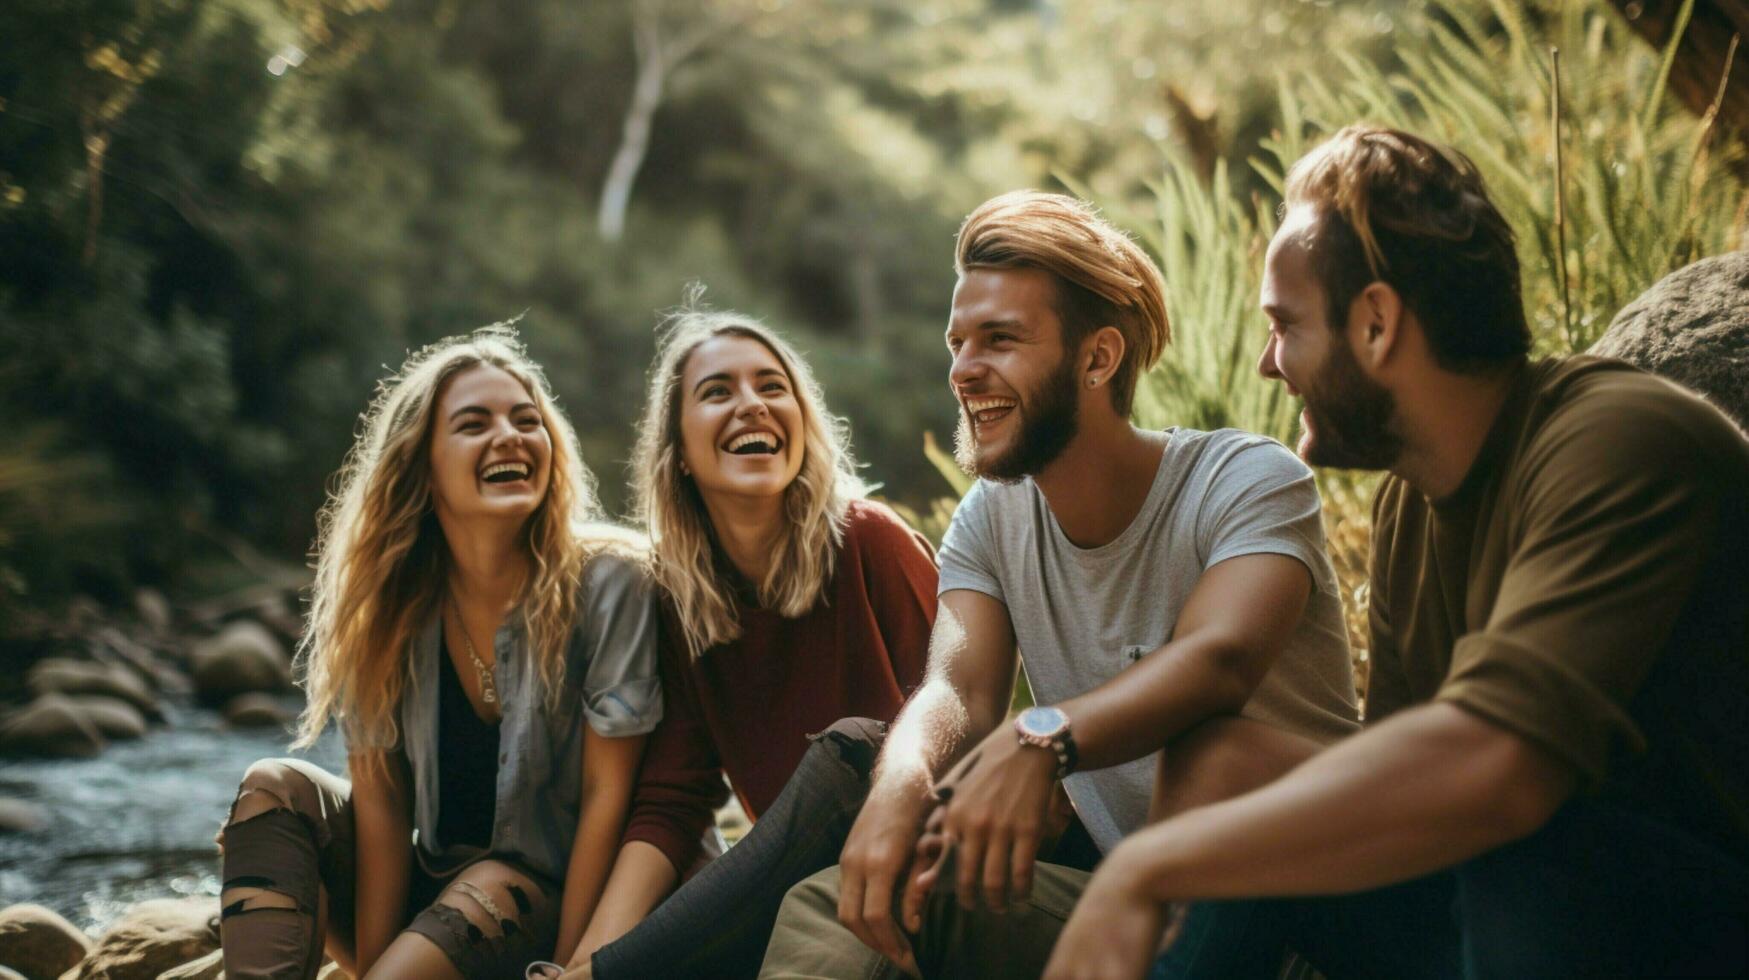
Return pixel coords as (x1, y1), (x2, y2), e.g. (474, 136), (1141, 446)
(64, 697), (147, 742)
(66, 899), (217, 980)
(189, 622), (291, 707)
(1591, 250), (1749, 431)
(0, 695), (104, 759)
(0, 903), (92, 980)
(25, 660), (157, 721)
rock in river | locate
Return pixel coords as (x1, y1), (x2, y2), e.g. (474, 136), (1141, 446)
(0, 694), (105, 759)
(190, 621), (291, 707)
(65, 696), (148, 741)
(222, 693), (294, 730)
(26, 660), (158, 720)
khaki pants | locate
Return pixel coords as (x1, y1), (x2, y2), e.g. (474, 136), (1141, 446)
(758, 861), (1089, 980)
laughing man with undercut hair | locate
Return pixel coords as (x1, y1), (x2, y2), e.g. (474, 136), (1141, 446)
(758, 190), (1360, 979)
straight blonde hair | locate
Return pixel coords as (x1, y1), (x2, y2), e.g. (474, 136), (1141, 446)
(632, 304), (866, 658)
(295, 324), (635, 754)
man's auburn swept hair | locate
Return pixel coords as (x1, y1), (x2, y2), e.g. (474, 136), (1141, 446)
(1284, 125), (1531, 371)
(954, 191), (1171, 416)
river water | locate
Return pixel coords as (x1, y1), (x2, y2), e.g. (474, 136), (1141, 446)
(0, 695), (343, 935)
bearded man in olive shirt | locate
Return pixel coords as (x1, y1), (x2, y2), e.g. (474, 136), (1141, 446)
(1045, 125), (1749, 980)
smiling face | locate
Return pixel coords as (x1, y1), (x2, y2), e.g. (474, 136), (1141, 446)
(428, 363), (554, 527)
(677, 333), (806, 506)
(946, 267), (1082, 483)
(1258, 206), (1402, 470)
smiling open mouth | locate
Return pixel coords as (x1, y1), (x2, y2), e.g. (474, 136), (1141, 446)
(964, 396), (1017, 427)
(481, 461), (531, 483)
(726, 432), (783, 456)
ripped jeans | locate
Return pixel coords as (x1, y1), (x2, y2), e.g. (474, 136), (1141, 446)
(215, 757), (561, 979)
(591, 717), (888, 980)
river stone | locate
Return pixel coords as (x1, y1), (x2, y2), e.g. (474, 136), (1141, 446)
(0, 798), (46, 835)
(0, 902), (92, 980)
(0, 695), (104, 759)
(1591, 250), (1749, 431)
(1, 964), (25, 980)
(189, 622), (290, 707)
(154, 948), (220, 980)
(25, 660), (157, 719)
(222, 693), (293, 730)
(65, 697), (147, 741)
(134, 590), (173, 637)
(68, 898), (217, 980)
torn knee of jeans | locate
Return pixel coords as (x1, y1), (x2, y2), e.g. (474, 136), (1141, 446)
(806, 717), (886, 778)
(443, 880), (521, 941)
(220, 883), (302, 920)
(431, 897), (519, 964)
(225, 786), (294, 829)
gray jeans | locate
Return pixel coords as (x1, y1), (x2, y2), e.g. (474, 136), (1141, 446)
(592, 717), (889, 980)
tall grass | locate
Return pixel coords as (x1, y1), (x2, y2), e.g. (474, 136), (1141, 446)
(1123, 0), (1747, 681)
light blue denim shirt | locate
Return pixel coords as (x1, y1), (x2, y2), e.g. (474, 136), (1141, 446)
(392, 552), (661, 883)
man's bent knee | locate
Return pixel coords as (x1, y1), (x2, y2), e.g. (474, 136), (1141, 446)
(806, 718), (887, 779)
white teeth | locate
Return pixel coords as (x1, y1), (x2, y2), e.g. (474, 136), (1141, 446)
(965, 397), (1016, 413)
(728, 432), (777, 452)
(482, 462), (529, 480)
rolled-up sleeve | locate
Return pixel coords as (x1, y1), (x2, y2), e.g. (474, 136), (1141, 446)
(937, 481), (1004, 602)
(1195, 438), (1337, 597)
(570, 553), (663, 737)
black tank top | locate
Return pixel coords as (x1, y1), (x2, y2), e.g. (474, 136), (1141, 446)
(436, 627), (499, 851)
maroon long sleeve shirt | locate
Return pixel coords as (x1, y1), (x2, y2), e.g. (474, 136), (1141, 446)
(622, 500), (938, 872)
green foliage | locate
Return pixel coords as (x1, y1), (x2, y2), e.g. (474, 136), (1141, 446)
(1118, 0), (1745, 457)
(1, 0), (1744, 614)
(1257, 0), (1745, 351)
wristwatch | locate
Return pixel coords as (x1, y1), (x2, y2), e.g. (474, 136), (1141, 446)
(1014, 705), (1078, 780)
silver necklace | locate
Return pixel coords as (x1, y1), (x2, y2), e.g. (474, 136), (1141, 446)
(447, 599), (498, 705)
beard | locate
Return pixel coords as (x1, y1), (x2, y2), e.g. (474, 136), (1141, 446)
(954, 351), (1081, 483)
(1298, 337), (1402, 470)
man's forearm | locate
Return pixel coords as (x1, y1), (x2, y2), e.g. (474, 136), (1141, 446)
(1111, 703), (1576, 902)
(872, 675), (986, 797)
(1059, 632), (1256, 771)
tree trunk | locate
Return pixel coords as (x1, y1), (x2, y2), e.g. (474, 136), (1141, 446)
(1609, 1), (1749, 138)
(598, 13), (667, 244)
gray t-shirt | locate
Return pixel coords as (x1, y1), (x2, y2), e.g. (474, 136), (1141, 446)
(938, 427), (1359, 854)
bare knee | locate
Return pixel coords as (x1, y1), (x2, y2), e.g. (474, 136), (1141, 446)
(229, 758), (313, 824)
(434, 861), (547, 941)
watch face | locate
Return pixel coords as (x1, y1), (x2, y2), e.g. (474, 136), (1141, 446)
(1018, 705), (1068, 738)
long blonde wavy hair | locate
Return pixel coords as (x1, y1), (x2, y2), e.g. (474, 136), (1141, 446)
(294, 324), (629, 752)
(632, 305), (866, 658)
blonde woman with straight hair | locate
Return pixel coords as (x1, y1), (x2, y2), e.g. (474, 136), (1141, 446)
(216, 325), (662, 979)
(539, 301), (938, 980)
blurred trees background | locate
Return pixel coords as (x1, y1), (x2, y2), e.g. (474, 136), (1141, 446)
(1, 0), (1742, 628)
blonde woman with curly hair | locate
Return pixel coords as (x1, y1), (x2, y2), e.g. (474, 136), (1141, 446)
(215, 325), (661, 979)
(544, 304), (938, 980)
